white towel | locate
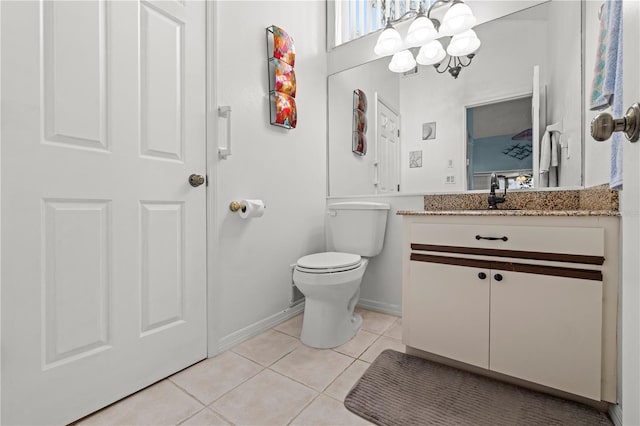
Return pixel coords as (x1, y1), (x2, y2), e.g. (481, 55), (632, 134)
(539, 129), (560, 187)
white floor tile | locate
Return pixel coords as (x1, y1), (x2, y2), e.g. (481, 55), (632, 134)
(170, 351), (263, 405)
(271, 345), (354, 392)
(211, 369), (317, 425)
(273, 313), (303, 338)
(359, 336), (405, 363)
(179, 408), (230, 426)
(356, 308), (398, 334)
(383, 318), (403, 340)
(77, 380), (203, 426)
(324, 360), (370, 402)
(290, 394), (373, 426)
(333, 329), (378, 359)
(232, 329), (300, 366)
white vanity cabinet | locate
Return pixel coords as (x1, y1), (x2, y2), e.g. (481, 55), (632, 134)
(401, 214), (620, 402)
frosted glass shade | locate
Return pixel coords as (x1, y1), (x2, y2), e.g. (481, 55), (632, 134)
(406, 15), (438, 47)
(439, 2), (477, 36)
(374, 25), (403, 56)
(388, 50), (417, 73)
(416, 40), (446, 65)
(447, 29), (481, 56)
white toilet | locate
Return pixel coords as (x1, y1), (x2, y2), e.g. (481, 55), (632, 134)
(293, 202), (390, 349)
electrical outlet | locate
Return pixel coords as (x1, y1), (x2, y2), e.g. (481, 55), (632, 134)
(445, 175), (456, 184)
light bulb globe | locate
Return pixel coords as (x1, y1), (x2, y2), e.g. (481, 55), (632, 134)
(439, 2), (476, 36)
(374, 25), (403, 56)
(389, 50), (417, 73)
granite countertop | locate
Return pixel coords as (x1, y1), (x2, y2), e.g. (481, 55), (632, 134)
(397, 209), (620, 217)
(397, 184), (620, 217)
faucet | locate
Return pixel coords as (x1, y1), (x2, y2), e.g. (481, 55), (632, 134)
(488, 173), (506, 209)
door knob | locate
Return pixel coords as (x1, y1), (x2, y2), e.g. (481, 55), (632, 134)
(478, 272), (487, 280)
(494, 273), (503, 282)
(188, 174), (206, 187)
(591, 102), (640, 142)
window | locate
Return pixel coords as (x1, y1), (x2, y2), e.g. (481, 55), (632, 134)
(332, 0), (433, 48)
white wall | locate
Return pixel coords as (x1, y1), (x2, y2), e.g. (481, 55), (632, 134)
(211, 1), (327, 350)
(545, 0), (582, 187)
(327, 195), (424, 315)
(399, 18), (548, 193)
(328, 59), (399, 196)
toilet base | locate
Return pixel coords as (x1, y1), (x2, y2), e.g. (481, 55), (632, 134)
(300, 305), (362, 349)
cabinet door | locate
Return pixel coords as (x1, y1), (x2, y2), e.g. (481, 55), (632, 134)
(490, 271), (603, 400)
(407, 261), (490, 368)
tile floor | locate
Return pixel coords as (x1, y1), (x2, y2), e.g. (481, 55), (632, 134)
(77, 308), (404, 426)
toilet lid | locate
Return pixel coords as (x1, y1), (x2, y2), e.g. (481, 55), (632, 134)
(297, 252), (361, 270)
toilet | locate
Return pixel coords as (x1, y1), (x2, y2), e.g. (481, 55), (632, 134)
(293, 202), (390, 349)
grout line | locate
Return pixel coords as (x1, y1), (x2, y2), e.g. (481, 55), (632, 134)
(165, 378), (209, 408)
(286, 391), (322, 426)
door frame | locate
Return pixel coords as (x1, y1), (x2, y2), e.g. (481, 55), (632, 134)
(206, 0), (220, 358)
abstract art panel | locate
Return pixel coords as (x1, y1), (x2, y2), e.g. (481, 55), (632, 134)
(353, 109), (367, 133)
(267, 26), (297, 129)
(269, 58), (296, 97)
(270, 92), (297, 129)
(267, 25), (295, 66)
(353, 89), (367, 112)
(352, 89), (367, 155)
(352, 131), (366, 156)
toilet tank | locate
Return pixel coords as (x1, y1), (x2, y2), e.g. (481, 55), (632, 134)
(326, 202), (391, 257)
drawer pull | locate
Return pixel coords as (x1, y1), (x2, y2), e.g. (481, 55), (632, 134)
(476, 235), (508, 242)
(494, 273), (503, 281)
(478, 272), (487, 280)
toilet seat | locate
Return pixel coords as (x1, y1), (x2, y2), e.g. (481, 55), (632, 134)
(296, 252), (362, 274)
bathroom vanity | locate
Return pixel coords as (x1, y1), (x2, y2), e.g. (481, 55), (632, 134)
(399, 206), (620, 403)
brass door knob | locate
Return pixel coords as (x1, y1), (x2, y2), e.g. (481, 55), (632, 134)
(591, 103), (640, 142)
(189, 174), (206, 187)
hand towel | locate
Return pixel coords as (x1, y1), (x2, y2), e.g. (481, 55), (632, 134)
(539, 130), (551, 187)
(590, 0), (621, 111)
(589, 0), (623, 189)
(608, 0), (623, 190)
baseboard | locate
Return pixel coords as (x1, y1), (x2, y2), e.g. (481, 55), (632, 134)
(357, 298), (402, 317)
(608, 403), (622, 426)
(215, 303), (305, 354)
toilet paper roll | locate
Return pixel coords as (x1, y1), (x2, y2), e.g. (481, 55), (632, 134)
(239, 199), (266, 219)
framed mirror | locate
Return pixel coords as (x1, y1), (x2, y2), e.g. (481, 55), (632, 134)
(328, 0), (583, 197)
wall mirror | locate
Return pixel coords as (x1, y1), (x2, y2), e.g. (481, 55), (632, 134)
(328, 0), (583, 197)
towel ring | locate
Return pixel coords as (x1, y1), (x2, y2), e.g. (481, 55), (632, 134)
(591, 102), (640, 143)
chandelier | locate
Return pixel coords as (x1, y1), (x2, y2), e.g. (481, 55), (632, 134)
(374, 0), (480, 78)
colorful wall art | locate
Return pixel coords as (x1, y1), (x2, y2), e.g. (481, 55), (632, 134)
(352, 89), (367, 155)
(267, 26), (297, 129)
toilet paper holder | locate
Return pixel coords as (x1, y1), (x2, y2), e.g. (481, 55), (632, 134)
(229, 201), (244, 212)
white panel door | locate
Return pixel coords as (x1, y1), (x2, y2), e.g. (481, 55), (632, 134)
(0, 1), (207, 424)
(376, 96), (400, 193)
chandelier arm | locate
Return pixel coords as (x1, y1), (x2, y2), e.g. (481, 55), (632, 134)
(387, 9), (419, 25)
(433, 55), (453, 74)
(458, 54), (474, 67)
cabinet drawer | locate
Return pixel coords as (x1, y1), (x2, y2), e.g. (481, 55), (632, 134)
(411, 223), (604, 258)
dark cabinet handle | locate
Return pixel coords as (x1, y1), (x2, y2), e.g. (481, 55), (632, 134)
(476, 235), (508, 241)
(478, 272), (487, 280)
(494, 273), (503, 281)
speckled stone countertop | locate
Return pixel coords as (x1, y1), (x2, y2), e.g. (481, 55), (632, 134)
(397, 184), (620, 217)
(397, 209), (620, 216)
